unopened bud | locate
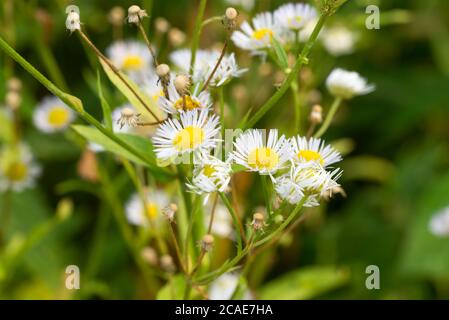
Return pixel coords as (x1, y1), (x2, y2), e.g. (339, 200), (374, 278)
(127, 5), (147, 24)
(251, 213), (265, 231)
(154, 17), (170, 34)
(7, 78), (22, 92)
(200, 234), (214, 252)
(108, 6), (125, 26)
(156, 64), (170, 77)
(174, 74), (191, 96)
(141, 247), (158, 266)
(223, 7), (238, 31)
(5, 91), (21, 111)
(168, 28), (186, 47)
(163, 203), (178, 222)
(160, 255), (176, 273)
(309, 104), (323, 124)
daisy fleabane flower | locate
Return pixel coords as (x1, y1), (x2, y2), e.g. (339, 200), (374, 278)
(429, 206), (449, 237)
(274, 3), (317, 32)
(106, 41), (153, 81)
(232, 129), (293, 176)
(291, 136), (342, 168)
(33, 96), (76, 133)
(231, 12), (281, 55)
(187, 155), (232, 195)
(125, 189), (170, 227)
(169, 49), (247, 86)
(0, 143), (41, 192)
(158, 83), (212, 114)
(152, 109), (221, 162)
(326, 68), (375, 100)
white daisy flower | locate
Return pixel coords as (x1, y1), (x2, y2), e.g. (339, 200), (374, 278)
(291, 136), (342, 168)
(0, 144), (41, 192)
(158, 84), (212, 114)
(326, 68), (375, 100)
(321, 26), (357, 56)
(204, 201), (234, 239)
(429, 207), (449, 237)
(125, 189), (170, 227)
(106, 40), (153, 81)
(274, 3), (317, 31)
(152, 109), (221, 162)
(209, 273), (252, 300)
(170, 49), (247, 86)
(231, 12), (282, 55)
(187, 155), (232, 195)
(232, 129), (293, 176)
(225, 0), (255, 11)
(33, 96), (76, 133)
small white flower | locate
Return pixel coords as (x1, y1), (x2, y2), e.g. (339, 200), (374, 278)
(0, 144), (41, 192)
(170, 49), (247, 86)
(66, 10), (81, 33)
(429, 207), (449, 237)
(152, 109), (221, 162)
(326, 68), (375, 100)
(231, 12), (282, 55)
(321, 26), (357, 56)
(274, 3), (317, 31)
(204, 201), (234, 239)
(209, 273), (252, 300)
(187, 155), (232, 195)
(232, 129), (293, 176)
(158, 84), (212, 114)
(106, 41), (153, 81)
(291, 136), (342, 168)
(33, 96), (76, 133)
(127, 5), (148, 24)
(125, 189), (170, 227)
(224, 0), (255, 11)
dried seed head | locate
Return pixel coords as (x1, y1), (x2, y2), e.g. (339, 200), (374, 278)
(200, 234), (214, 252)
(251, 213), (265, 231)
(156, 64), (170, 77)
(108, 6), (125, 26)
(141, 247), (158, 266)
(66, 10), (81, 33)
(117, 107), (139, 129)
(5, 91), (21, 111)
(7, 78), (22, 92)
(309, 104), (323, 124)
(174, 74), (192, 96)
(160, 255), (176, 273)
(154, 17), (170, 34)
(127, 5), (147, 24)
(168, 28), (186, 47)
(163, 203), (178, 222)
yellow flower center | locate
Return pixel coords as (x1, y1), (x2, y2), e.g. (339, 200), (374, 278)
(288, 16), (303, 27)
(173, 126), (205, 151)
(5, 162), (28, 182)
(297, 150), (324, 165)
(248, 147), (279, 170)
(202, 164), (216, 177)
(122, 55), (144, 71)
(145, 202), (159, 220)
(252, 28), (273, 41)
(48, 106), (70, 127)
(174, 95), (201, 111)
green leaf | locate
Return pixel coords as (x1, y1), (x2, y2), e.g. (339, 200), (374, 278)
(156, 274), (187, 300)
(71, 125), (156, 168)
(259, 266), (350, 300)
(96, 70), (113, 130)
(271, 36), (289, 70)
(99, 59), (165, 122)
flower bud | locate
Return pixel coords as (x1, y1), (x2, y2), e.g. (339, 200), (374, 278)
(154, 17), (170, 34)
(251, 213), (265, 231)
(108, 6), (125, 26)
(7, 78), (22, 92)
(5, 91), (21, 111)
(168, 28), (186, 47)
(174, 74), (191, 96)
(200, 234), (214, 252)
(160, 255), (176, 273)
(66, 10), (81, 33)
(127, 5), (147, 24)
(309, 104), (323, 124)
(156, 64), (170, 77)
(223, 7), (238, 31)
(141, 247), (158, 266)
(163, 203), (178, 222)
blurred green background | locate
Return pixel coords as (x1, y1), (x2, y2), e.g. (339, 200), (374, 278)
(1, 0), (449, 299)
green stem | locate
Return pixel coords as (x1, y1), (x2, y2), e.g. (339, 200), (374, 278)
(261, 175), (272, 215)
(189, 0), (208, 76)
(314, 97), (343, 138)
(243, 14), (328, 129)
(291, 79), (301, 133)
(219, 192), (243, 253)
(184, 195), (202, 272)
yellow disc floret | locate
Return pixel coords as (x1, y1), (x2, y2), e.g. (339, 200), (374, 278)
(48, 106), (70, 127)
(174, 95), (201, 111)
(173, 126), (205, 151)
(252, 28), (273, 40)
(248, 147), (279, 170)
(297, 150), (324, 165)
(122, 55), (144, 71)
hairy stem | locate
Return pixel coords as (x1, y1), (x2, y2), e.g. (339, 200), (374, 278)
(190, 0), (208, 76)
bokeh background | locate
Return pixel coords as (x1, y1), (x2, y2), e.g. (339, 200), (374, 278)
(1, 0), (449, 299)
